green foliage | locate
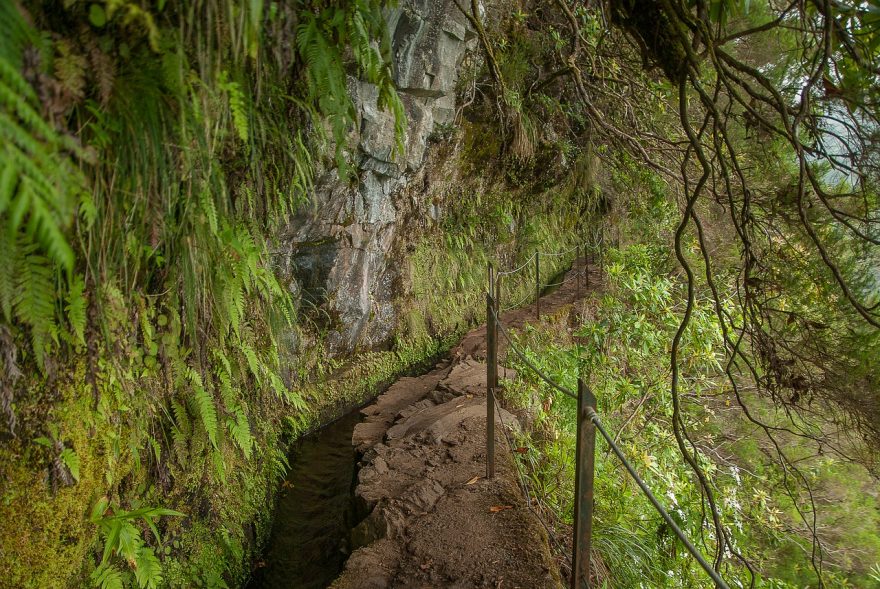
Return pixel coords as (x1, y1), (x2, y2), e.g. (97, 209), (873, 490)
(89, 497), (184, 589)
(503, 240), (880, 588)
(0, 47), (85, 369)
(0, 0), (406, 586)
(59, 447), (81, 482)
(295, 0), (406, 174)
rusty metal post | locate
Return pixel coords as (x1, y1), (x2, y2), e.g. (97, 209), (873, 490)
(486, 264), (496, 479)
(572, 378), (597, 589)
(535, 250), (541, 320)
(495, 273), (502, 385)
(586, 237), (590, 288)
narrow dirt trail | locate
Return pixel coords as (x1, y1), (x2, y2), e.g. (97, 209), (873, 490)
(330, 261), (597, 589)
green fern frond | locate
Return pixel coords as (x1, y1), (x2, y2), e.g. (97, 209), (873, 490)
(240, 340), (261, 385)
(65, 274), (86, 345)
(13, 249), (58, 370)
(219, 72), (250, 142)
(0, 230), (14, 322)
(59, 447), (80, 482)
(227, 409), (253, 459)
(133, 546), (162, 589)
(191, 379), (219, 449)
(200, 188), (219, 235)
(90, 563), (124, 589)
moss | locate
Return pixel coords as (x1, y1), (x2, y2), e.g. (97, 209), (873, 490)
(0, 362), (119, 587)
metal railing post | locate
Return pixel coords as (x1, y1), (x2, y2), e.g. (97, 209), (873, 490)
(492, 274), (503, 392)
(486, 264), (496, 479)
(572, 378), (597, 589)
(535, 249), (541, 320)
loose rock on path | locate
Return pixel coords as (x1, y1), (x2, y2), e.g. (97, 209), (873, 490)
(331, 261), (596, 589)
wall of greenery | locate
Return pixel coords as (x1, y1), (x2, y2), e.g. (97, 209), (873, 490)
(502, 163), (880, 588)
(0, 1), (409, 587)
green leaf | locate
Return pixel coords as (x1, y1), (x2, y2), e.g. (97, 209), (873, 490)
(90, 496), (110, 523)
(89, 4), (107, 27)
(133, 546), (162, 589)
(91, 563), (123, 589)
(59, 447), (80, 482)
(116, 521), (142, 563)
(192, 381), (219, 449)
(66, 274), (87, 345)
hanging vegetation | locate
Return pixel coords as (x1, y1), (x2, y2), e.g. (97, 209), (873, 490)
(0, 0), (404, 587)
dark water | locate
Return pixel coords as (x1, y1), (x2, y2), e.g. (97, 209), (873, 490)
(247, 409), (362, 589)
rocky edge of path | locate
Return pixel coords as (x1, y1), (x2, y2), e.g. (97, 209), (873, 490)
(330, 263), (594, 589)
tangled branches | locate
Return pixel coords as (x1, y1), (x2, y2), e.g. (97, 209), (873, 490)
(612, 0), (880, 585)
(458, 0), (878, 585)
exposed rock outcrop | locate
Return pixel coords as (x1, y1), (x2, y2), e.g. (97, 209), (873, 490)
(282, 0), (474, 353)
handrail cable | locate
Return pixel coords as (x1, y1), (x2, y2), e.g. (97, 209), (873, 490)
(538, 243), (581, 257)
(502, 289), (533, 312)
(497, 252), (536, 277)
(588, 407), (731, 589)
(497, 241), (587, 277)
(503, 262), (588, 310)
(489, 296), (732, 589)
(490, 305), (578, 401)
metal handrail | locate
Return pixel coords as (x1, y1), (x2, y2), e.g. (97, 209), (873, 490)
(497, 252), (537, 277)
(491, 306), (577, 401)
(538, 243), (582, 257)
(486, 290), (732, 589)
(588, 407), (731, 589)
(501, 289), (533, 312)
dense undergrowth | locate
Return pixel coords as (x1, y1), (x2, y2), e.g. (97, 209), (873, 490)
(501, 166), (880, 588)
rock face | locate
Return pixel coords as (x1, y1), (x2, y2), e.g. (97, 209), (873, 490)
(282, 0), (473, 353)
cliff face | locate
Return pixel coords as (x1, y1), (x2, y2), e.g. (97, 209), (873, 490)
(282, 0), (474, 354)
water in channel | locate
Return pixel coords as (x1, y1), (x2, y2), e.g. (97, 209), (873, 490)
(246, 409), (362, 589)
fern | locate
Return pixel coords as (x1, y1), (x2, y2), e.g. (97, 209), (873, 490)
(188, 369), (219, 449)
(90, 499), (183, 589)
(0, 230), (14, 322)
(133, 546), (162, 589)
(65, 274), (86, 345)
(13, 250), (58, 370)
(199, 185), (219, 234)
(294, 2), (406, 174)
(59, 447), (80, 482)
(219, 71), (249, 142)
(90, 564), (124, 589)
(170, 399), (191, 452)
(227, 409), (253, 459)
(0, 42), (88, 368)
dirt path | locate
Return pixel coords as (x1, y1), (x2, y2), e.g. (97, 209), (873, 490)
(330, 261), (596, 589)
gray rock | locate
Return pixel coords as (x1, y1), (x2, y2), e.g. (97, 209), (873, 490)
(281, 0), (472, 354)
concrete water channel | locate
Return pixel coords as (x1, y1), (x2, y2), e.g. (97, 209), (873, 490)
(246, 409), (362, 589)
